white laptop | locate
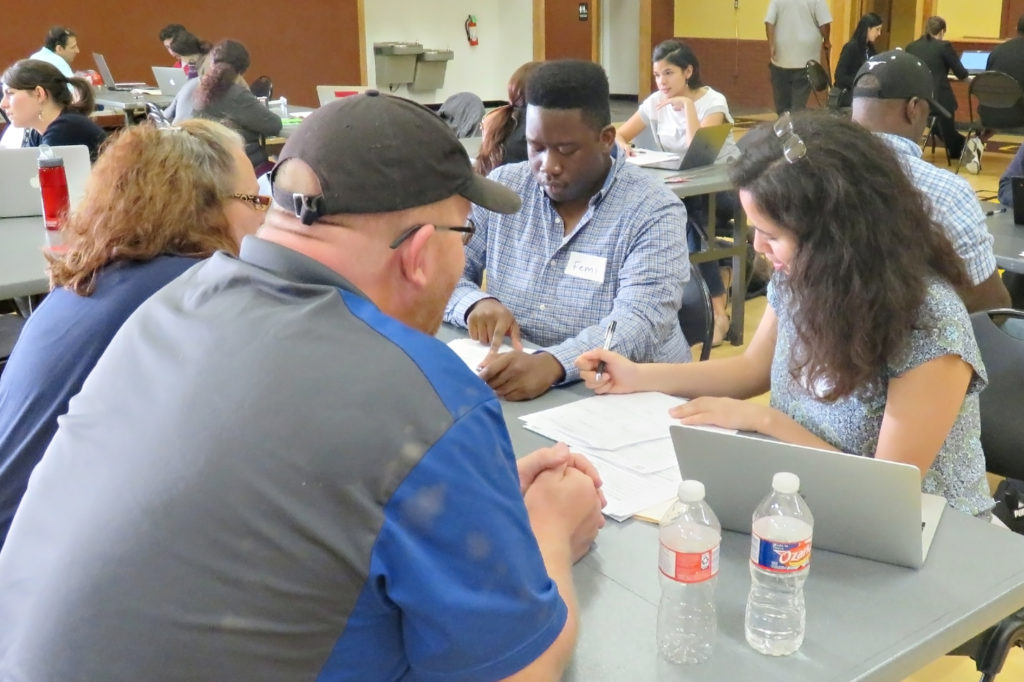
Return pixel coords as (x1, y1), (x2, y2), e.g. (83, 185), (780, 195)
(670, 425), (946, 569)
(93, 53), (148, 90)
(628, 123), (733, 171)
(316, 85), (369, 107)
(151, 66), (187, 97)
(0, 146), (92, 218)
(960, 50), (991, 75)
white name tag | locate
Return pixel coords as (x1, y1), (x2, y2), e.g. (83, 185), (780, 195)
(565, 252), (607, 283)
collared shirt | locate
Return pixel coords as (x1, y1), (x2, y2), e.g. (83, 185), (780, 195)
(28, 47), (73, 78)
(444, 148), (691, 382)
(877, 132), (997, 286)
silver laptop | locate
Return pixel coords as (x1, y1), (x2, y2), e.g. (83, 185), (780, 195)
(960, 50), (990, 75)
(632, 123), (732, 171)
(151, 66), (187, 96)
(93, 53), (148, 90)
(0, 146), (92, 218)
(670, 425), (945, 569)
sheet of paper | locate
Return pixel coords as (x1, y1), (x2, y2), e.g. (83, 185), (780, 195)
(520, 392), (686, 450)
(624, 148), (680, 167)
(446, 338), (516, 372)
(588, 457), (680, 522)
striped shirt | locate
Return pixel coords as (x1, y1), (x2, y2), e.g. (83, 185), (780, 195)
(444, 149), (691, 382)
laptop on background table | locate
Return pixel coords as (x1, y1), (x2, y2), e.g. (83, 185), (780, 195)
(93, 53), (149, 90)
(670, 425), (945, 569)
(960, 50), (991, 76)
(151, 67), (187, 97)
(0, 146), (92, 218)
(627, 123), (732, 171)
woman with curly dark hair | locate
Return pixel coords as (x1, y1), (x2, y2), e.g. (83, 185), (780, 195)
(474, 61), (539, 176)
(576, 111), (992, 517)
(164, 39), (281, 171)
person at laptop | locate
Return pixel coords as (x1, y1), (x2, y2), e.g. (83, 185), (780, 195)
(987, 15), (1024, 90)
(29, 26), (78, 79)
(578, 112), (993, 518)
(444, 59), (690, 401)
(0, 119), (265, 549)
(850, 50), (1010, 313)
(159, 23), (186, 65)
(164, 39), (280, 172)
(613, 40), (738, 346)
(832, 12), (883, 107)
(0, 59), (106, 161)
(167, 29), (211, 79)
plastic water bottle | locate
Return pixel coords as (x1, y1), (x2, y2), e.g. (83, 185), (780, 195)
(745, 471), (814, 656)
(279, 96), (288, 118)
(657, 480), (721, 664)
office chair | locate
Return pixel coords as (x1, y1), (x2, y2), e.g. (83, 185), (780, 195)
(0, 313), (26, 378)
(948, 308), (1024, 681)
(678, 261), (715, 361)
(438, 92), (485, 138)
(249, 76), (273, 100)
(921, 114), (953, 167)
(805, 59), (831, 108)
(960, 71), (1024, 173)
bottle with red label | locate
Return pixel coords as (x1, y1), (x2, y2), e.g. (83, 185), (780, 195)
(37, 146), (70, 248)
(657, 479), (721, 664)
(745, 471), (814, 656)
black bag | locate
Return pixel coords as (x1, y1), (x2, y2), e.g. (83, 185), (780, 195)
(827, 86), (849, 109)
(992, 478), (1024, 534)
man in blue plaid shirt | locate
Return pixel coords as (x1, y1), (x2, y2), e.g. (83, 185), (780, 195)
(444, 60), (691, 401)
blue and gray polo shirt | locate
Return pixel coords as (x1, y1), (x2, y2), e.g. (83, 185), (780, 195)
(0, 237), (566, 681)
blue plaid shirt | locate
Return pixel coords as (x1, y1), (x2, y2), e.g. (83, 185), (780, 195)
(444, 149), (690, 382)
(877, 133), (997, 286)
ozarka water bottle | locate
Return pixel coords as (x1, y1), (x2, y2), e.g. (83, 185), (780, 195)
(37, 146), (70, 248)
(745, 471), (814, 656)
(657, 480), (721, 664)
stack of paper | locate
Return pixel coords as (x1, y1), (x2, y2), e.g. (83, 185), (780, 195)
(446, 338), (518, 371)
(624, 149), (680, 167)
(521, 393), (736, 522)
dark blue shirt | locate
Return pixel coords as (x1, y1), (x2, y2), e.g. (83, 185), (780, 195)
(25, 110), (108, 162)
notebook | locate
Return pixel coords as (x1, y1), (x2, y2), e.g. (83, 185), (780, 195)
(628, 123), (733, 171)
(151, 66), (187, 96)
(93, 53), (148, 90)
(670, 425), (945, 568)
(0, 146), (92, 218)
(960, 50), (991, 75)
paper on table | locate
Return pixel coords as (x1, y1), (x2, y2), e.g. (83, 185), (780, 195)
(588, 456), (680, 522)
(520, 392), (685, 450)
(624, 148), (680, 167)
(447, 338), (516, 371)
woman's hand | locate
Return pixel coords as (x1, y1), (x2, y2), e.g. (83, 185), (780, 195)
(656, 95), (695, 112)
(614, 135), (635, 158)
(575, 348), (641, 394)
(669, 396), (776, 433)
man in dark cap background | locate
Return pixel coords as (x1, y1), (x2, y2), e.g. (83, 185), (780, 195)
(0, 91), (605, 681)
(851, 49), (1010, 312)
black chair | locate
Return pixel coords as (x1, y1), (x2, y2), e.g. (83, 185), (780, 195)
(0, 313), (26, 377)
(959, 71), (1024, 173)
(921, 114), (953, 166)
(949, 309), (1024, 681)
(249, 75), (273, 100)
(145, 102), (170, 128)
(678, 261), (715, 361)
(805, 59), (831, 108)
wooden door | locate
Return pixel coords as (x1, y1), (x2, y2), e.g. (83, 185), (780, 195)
(1003, 0), (1024, 38)
(535, 0), (599, 61)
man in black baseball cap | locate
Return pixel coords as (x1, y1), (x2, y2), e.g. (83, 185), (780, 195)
(0, 91), (606, 679)
(851, 50), (1010, 312)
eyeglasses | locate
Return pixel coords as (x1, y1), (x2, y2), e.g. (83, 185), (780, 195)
(772, 112), (807, 164)
(389, 219), (477, 249)
(229, 193), (271, 212)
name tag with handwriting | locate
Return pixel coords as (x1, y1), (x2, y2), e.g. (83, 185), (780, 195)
(565, 252), (607, 283)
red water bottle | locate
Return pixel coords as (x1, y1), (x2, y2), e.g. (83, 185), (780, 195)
(38, 153), (70, 247)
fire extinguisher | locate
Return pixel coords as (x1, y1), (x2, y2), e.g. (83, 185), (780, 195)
(465, 15), (479, 47)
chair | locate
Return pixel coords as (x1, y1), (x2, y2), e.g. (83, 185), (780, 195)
(145, 102), (170, 128)
(678, 261), (715, 361)
(249, 75), (273, 100)
(315, 85), (368, 107)
(921, 114), (952, 166)
(805, 59), (831, 108)
(0, 313), (26, 377)
(948, 308), (1024, 680)
(438, 92), (485, 138)
(959, 71), (1024, 173)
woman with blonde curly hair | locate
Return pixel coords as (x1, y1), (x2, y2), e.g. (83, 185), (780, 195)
(0, 119), (267, 547)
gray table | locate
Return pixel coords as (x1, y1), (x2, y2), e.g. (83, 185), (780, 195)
(0, 217), (48, 299)
(437, 326), (1024, 681)
(985, 208), (1024, 274)
(93, 88), (173, 113)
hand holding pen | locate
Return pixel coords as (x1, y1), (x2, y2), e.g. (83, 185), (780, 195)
(595, 321), (616, 381)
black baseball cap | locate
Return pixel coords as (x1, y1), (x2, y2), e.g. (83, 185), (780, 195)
(270, 90), (521, 225)
(852, 49), (952, 119)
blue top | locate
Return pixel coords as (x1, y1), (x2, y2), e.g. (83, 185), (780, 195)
(768, 273), (993, 516)
(0, 256), (199, 548)
(0, 238), (565, 681)
(444, 148), (691, 380)
(25, 110), (108, 162)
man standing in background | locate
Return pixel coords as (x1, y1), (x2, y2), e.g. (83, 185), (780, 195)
(765, 0), (832, 115)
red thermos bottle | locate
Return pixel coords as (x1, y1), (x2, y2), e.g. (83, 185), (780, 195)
(38, 155), (70, 246)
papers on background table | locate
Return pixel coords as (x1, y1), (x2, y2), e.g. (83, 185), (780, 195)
(520, 392), (736, 522)
(447, 338), (517, 371)
(624, 149), (680, 167)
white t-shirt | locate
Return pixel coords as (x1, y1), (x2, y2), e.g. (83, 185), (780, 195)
(28, 47), (74, 78)
(638, 86), (740, 163)
(765, 0), (832, 69)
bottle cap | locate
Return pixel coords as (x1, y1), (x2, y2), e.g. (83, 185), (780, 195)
(772, 472), (800, 494)
(38, 156), (65, 169)
(677, 480), (705, 503)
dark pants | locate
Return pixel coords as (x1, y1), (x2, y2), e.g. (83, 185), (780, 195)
(769, 64), (812, 115)
(931, 109), (965, 159)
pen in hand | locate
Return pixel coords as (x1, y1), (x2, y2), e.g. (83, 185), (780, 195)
(595, 320), (617, 382)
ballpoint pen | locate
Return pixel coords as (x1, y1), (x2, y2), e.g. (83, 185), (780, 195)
(985, 207), (1008, 217)
(595, 320), (616, 382)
